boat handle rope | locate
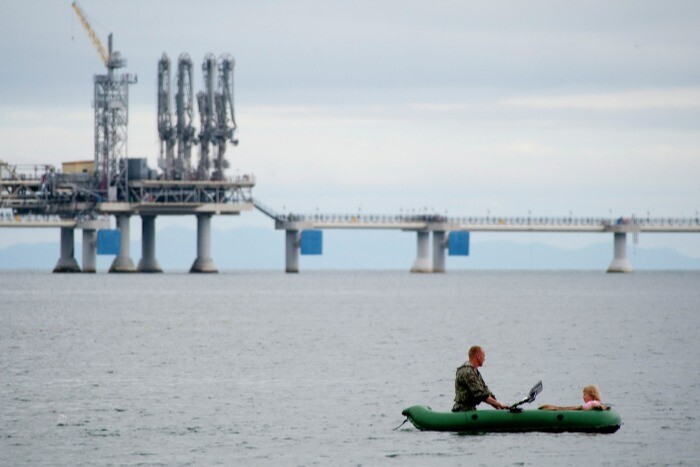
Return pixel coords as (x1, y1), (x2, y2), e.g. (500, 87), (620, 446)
(393, 418), (409, 431)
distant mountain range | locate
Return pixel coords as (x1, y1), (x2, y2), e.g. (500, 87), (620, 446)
(1, 226), (699, 271)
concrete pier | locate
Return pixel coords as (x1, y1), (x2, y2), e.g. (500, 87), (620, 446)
(81, 229), (97, 273)
(137, 215), (162, 273)
(53, 227), (81, 273)
(109, 214), (136, 272)
(607, 232), (633, 273)
(410, 231), (432, 273)
(432, 230), (447, 273)
(190, 214), (217, 273)
(285, 229), (300, 273)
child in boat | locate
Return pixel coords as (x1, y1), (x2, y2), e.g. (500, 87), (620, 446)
(580, 385), (604, 410)
(539, 385), (606, 411)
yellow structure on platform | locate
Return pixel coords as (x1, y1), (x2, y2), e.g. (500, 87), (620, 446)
(62, 161), (94, 174)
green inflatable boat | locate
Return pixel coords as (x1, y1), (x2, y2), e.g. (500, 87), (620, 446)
(401, 405), (622, 434)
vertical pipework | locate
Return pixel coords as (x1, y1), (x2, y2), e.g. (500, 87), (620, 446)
(176, 53), (195, 180)
(196, 54), (218, 180)
(285, 230), (300, 273)
(410, 231), (432, 273)
(157, 53), (175, 179)
(196, 89), (210, 179)
(212, 55), (237, 181)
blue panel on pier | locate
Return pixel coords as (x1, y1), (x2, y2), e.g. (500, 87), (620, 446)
(449, 231), (470, 256)
(301, 230), (323, 255)
(97, 229), (120, 255)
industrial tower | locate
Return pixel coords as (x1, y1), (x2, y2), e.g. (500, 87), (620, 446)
(157, 53), (238, 181)
(157, 53), (198, 180)
(72, 2), (137, 200)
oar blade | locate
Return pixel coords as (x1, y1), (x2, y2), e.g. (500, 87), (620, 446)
(528, 381), (543, 402)
(509, 381), (544, 410)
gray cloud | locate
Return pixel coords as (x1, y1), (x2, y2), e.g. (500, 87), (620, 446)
(2, 0), (699, 106)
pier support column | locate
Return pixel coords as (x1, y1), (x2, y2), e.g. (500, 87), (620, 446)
(190, 214), (217, 273)
(607, 232), (633, 273)
(137, 215), (163, 273)
(410, 231), (432, 273)
(432, 231), (447, 273)
(285, 230), (300, 273)
(109, 215), (136, 273)
(53, 227), (81, 273)
(81, 229), (97, 273)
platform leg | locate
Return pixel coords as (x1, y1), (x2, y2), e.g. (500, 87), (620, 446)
(410, 231), (432, 273)
(81, 228), (97, 273)
(109, 215), (136, 273)
(607, 232), (633, 273)
(53, 227), (81, 273)
(432, 231), (447, 273)
(137, 215), (163, 273)
(285, 229), (300, 273)
(190, 214), (217, 273)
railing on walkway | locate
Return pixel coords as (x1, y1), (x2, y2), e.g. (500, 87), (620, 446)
(254, 207), (700, 230)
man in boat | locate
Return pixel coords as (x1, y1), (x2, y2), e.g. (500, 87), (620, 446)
(452, 345), (509, 412)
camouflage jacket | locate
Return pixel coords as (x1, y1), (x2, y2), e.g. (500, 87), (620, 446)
(452, 363), (495, 412)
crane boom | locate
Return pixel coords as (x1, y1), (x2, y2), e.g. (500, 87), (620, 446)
(71, 1), (109, 67)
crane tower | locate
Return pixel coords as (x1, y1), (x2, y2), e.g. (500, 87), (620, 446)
(72, 2), (137, 200)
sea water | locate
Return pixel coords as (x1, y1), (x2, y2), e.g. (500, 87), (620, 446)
(2, 271), (699, 465)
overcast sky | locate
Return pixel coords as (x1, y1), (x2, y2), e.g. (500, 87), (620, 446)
(1, 1), (699, 257)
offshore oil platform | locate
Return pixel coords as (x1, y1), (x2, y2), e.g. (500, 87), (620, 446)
(2, 4), (698, 274)
(0, 2), (254, 273)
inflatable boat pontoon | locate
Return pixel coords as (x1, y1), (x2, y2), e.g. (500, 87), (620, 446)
(401, 405), (621, 434)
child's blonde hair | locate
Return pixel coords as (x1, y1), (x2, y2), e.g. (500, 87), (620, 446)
(583, 385), (602, 402)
